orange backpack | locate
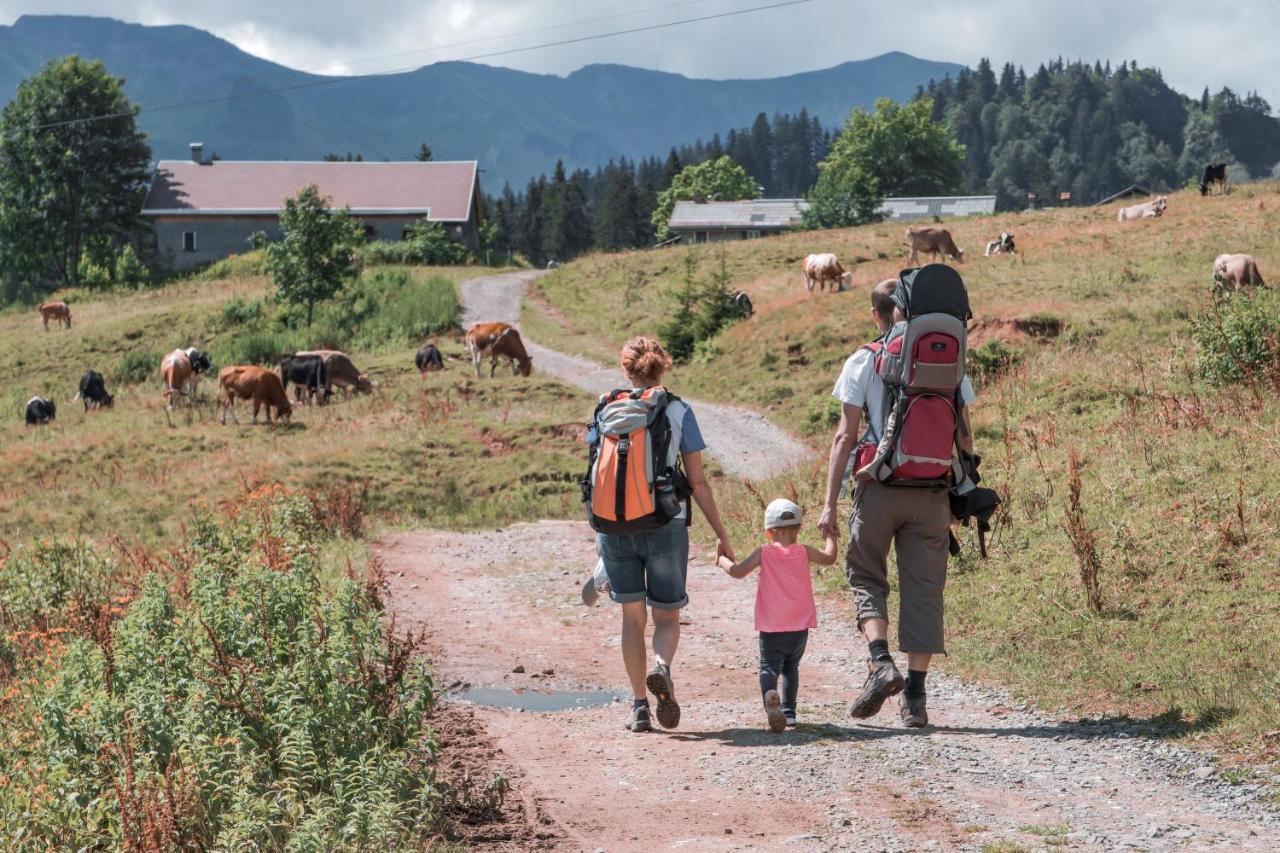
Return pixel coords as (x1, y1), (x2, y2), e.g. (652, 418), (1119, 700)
(581, 387), (692, 534)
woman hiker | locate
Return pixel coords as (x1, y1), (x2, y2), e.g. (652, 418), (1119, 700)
(586, 336), (736, 733)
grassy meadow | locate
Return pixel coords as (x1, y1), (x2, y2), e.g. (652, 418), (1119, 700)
(531, 183), (1280, 762)
(0, 262), (589, 543)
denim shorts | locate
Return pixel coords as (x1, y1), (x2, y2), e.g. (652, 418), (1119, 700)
(597, 519), (689, 610)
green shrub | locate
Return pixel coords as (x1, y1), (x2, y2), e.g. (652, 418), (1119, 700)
(77, 256), (113, 290)
(968, 339), (1019, 385)
(659, 251), (745, 364)
(803, 395), (843, 434)
(1194, 290), (1280, 384)
(115, 244), (148, 288)
(317, 269), (460, 350)
(218, 296), (263, 329)
(362, 221), (473, 267)
(116, 349), (160, 384)
(213, 330), (301, 367)
(0, 491), (442, 848)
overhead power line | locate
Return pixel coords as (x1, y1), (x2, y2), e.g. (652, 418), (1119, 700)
(303, 0), (720, 75)
(26, 0), (816, 134)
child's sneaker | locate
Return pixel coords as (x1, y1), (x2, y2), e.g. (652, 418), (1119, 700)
(764, 689), (786, 732)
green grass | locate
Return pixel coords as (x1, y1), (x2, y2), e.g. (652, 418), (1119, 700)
(530, 182), (1280, 759)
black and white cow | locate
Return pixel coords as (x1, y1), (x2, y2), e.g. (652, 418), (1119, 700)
(75, 370), (114, 410)
(1200, 163), (1228, 196)
(25, 397), (56, 425)
(985, 232), (1017, 256)
(278, 355), (328, 405)
(415, 343), (445, 374)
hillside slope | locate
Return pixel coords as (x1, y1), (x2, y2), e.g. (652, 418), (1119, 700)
(0, 15), (961, 188)
(530, 185), (1280, 756)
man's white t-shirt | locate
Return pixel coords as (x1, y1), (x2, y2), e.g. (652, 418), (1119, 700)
(832, 344), (976, 443)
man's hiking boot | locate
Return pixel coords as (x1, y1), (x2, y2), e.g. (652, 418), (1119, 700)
(784, 713), (798, 728)
(764, 689), (786, 733)
(625, 704), (652, 733)
(646, 664), (681, 729)
(849, 658), (905, 719)
(899, 693), (928, 728)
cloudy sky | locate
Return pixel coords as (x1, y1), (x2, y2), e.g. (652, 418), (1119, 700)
(4, 0), (1278, 102)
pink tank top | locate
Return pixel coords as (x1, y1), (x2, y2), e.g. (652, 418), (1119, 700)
(754, 543), (818, 633)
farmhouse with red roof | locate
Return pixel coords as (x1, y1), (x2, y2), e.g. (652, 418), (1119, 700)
(141, 144), (484, 269)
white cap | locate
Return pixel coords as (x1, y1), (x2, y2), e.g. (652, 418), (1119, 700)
(764, 498), (803, 530)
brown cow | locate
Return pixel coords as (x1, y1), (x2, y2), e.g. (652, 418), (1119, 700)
(1213, 253), (1266, 293)
(160, 349), (193, 411)
(38, 301), (72, 330)
(294, 349), (374, 399)
(906, 227), (964, 264)
(465, 322), (533, 378)
(219, 365), (293, 425)
(801, 253), (853, 294)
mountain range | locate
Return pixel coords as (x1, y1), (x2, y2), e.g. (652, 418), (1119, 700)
(0, 15), (963, 189)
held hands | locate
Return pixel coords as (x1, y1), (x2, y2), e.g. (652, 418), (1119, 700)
(715, 539), (737, 572)
(817, 503), (840, 539)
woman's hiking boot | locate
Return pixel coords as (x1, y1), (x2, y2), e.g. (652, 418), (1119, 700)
(646, 664), (681, 729)
(899, 693), (928, 728)
(625, 704), (652, 733)
(764, 689), (786, 733)
(849, 658), (905, 719)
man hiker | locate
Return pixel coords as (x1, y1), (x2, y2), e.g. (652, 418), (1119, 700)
(817, 272), (976, 727)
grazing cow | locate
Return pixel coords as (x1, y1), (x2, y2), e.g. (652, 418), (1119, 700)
(985, 232), (1016, 256)
(1200, 164), (1228, 196)
(465, 322), (533, 378)
(415, 344), (445, 375)
(38, 301), (72, 330)
(1213, 254), (1266, 293)
(906, 227), (964, 265)
(295, 350), (374, 398)
(25, 397), (56, 425)
(75, 370), (114, 411)
(161, 349), (194, 410)
(1117, 196), (1167, 222)
(731, 290), (755, 318)
(219, 365), (293, 425)
(278, 355), (328, 406)
(801, 253), (854, 294)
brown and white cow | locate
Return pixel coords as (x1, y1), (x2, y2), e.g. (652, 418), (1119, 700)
(906, 227), (964, 265)
(801, 253), (853, 295)
(38, 301), (72, 330)
(1117, 196), (1167, 222)
(1213, 254), (1266, 293)
(465, 322), (533, 378)
(219, 365), (293, 425)
(294, 349), (374, 399)
(160, 349), (194, 411)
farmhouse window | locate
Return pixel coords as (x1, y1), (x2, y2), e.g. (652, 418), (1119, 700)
(746, 230), (762, 239)
(183, 231), (197, 252)
(695, 230), (707, 243)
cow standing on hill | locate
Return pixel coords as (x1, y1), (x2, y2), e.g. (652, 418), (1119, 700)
(802, 254), (853, 294)
(75, 370), (114, 411)
(161, 349), (193, 411)
(295, 350), (374, 398)
(1117, 196), (1167, 221)
(1213, 253), (1266, 293)
(1200, 164), (1228, 196)
(219, 365), (293, 425)
(465, 322), (533, 378)
(38, 302), (72, 330)
(24, 397), (56, 425)
(415, 344), (445, 374)
(906, 227), (964, 264)
(279, 355), (328, 406)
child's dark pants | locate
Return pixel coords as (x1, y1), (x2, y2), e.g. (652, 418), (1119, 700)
(758, 629), (809, 714)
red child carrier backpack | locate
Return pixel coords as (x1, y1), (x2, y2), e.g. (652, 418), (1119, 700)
(856, 264), (971, 488)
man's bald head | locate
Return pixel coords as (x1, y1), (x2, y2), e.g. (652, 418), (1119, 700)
(871, 278), (898, 326)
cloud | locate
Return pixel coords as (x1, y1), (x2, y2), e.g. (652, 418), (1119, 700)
(3, 0), (1278, 103)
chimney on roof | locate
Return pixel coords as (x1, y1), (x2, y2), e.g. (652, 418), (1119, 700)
(190, 142), (205, 164)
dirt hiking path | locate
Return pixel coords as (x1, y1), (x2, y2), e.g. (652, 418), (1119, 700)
(382, 523), (1277, 851)
(459, 270), (809, 481)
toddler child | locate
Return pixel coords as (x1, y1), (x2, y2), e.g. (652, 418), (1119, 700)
(717, 498), (836, 731)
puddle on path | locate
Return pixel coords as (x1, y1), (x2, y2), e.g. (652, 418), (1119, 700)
(455, 687), (623, 712)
